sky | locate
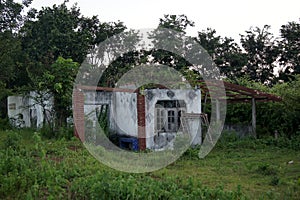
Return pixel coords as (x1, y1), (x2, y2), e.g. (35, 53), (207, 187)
(21, 0), (300, 42)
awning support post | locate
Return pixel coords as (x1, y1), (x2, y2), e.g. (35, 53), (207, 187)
(252, 97), (257, 138)
(216, 99), (220, 121)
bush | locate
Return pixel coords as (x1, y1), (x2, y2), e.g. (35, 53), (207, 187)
(219, 130), (239, 143)
(270, 176), (280, 186)
(256, 163), (278, 176)
(40, 125), (54, 139)
(57, 126), (74, 140)
(262, 135), (300, 151)
(40, 125), (74, 140)
(0, 118), (11, 130)
(4, 130), (22, 150)
(225, 75), (300, 138)
(70, 173), (246, 200)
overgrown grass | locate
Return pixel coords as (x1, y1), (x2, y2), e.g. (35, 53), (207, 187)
(0, 129), (299, 199)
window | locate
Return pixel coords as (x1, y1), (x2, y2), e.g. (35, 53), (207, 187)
(156, 108), (165, 132)
(167, 110), (175, 130)
(9, 103), (16, 110)
(155, 100), (186, 133)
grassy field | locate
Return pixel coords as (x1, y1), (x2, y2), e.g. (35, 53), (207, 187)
(0, 129), (300, 199)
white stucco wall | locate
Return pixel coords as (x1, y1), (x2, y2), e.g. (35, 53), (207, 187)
(84, 91), (112, 130)
(8, 92), (53, 128)
(84, 91), (137, 137)
(83, 89), (201, 150)
(112, 92), (138, 137)
(8, 96), (30, 127)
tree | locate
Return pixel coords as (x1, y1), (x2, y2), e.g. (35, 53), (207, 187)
(95, 15), (246, 88)
(196, 28), (247, 80)
(95, 15), (194, 87)
(271, 75), (300, 136)
(146, 14), (195, 82)
(240, 25), (279, 85)
(0, 0), (32, 118)
(277, 19), (300, 82)
(19, 2), (127, 130)
(84, 27), (136, 87)
(0, 0), (32, 32)
(33, 57), (79, 130)
(21, 2), (127, 68)
(21, 2), (95, 68)
(20, 1), (127, 86)
(0, 31), (22, 118)
(158, 14), (194, 34)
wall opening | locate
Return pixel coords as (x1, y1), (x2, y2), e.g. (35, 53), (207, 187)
(155, 100), (186, 133)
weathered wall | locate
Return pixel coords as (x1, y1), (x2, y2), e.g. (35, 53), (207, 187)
(223, 124), (253, 137)
(112, 92), (138, 137)
(83, 91), (138, 138)
(8, 96), (30, 127)
(83, 91), (112, 131)
(144, 89), (201, 149)
(8, 92), (53, 128)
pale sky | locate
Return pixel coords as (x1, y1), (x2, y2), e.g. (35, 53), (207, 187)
(22, 0), (300, 42)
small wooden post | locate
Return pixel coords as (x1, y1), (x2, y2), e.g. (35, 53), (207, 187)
(252, 97), (256, 138)
(274, 130), (278, 139)
(216, 99), (220, 121)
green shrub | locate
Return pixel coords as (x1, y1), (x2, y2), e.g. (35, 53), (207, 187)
(219, 130), (239, 142)
(40, 124), (74, 140)
(4, 130), (22, 150)
(57, 126), (74, 140)
(270, 176), (280, 186)
(256, 163), (278, 176)
(70, 173), (247, 200)
(261, 135), (300, 151)
(181, 146), (200, 160)
(40, 125), (54, 139)
(0, 118), (11, 130)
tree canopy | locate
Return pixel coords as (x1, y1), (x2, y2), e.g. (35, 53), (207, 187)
(0, 1), (299, 137)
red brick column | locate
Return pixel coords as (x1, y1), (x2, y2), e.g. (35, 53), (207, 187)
(137, 94), (146, 150)
(73, 89), (85, 142)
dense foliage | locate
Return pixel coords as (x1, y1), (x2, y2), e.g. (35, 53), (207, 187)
(225, 75), (300, 137)
(0, 0), (299, 138)
(0, 130), (299, 199)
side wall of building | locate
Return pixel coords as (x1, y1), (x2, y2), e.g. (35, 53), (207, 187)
(8, 92), (53, 128)
(8, 96), (30, 127)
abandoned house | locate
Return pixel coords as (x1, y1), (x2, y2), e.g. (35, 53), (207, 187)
(7, 81), (281, 151)
(73, 86), (202, 151)
(7, 86), (202, 151)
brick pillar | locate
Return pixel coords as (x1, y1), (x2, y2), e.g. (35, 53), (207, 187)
(73, 89), (85, 142)
(137, 94), (146, 150)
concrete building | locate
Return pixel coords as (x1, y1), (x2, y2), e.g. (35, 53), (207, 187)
(7, 92), (53, 128)
(7, 87), (203, 150)
(74, 87), (202, 150)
